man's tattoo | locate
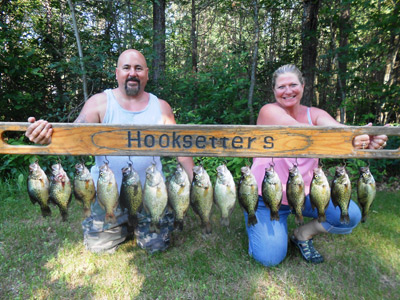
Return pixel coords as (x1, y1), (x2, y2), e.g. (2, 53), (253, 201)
(75, 114), (88, 123)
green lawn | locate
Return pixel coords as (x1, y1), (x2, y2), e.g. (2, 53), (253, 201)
(0, 177), (399, 299)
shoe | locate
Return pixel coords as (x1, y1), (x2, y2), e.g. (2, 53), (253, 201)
(290, 235), (324, 264)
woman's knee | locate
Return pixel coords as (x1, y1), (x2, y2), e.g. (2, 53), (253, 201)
(250, 248), (287, 267)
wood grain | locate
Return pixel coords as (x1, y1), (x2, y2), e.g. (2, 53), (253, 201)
(1, 122), (399, 158)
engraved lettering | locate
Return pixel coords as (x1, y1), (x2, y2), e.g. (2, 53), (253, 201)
(159, 134), (169, 148)
(127, 131), (141, 148)
(172, 132), (181, 148)
(232, 136), (243, 149)
(144, 134), (155, 147)
(263, 136), (274, 149)
(196, 136), (206, 148)
(247, 137), (256, 149)
(209, 136), (218, 148)
(183, 135), (193, 148)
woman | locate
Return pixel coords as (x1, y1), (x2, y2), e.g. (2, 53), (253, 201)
(246, 64), (388, 266)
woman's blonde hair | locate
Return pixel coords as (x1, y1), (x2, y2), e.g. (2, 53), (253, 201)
(272, 64), (304, 89)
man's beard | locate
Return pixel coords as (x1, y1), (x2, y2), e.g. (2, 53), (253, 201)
(125, 77), (140, 96)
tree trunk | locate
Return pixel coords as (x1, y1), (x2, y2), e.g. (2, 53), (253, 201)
(67, 0), (88, 101)
(191, 0), (198, 73)
(152, 0), (166, 86)
(301, 0), (320, 107)
(248, 0), (260, 125)
(336, 0), (350, 124)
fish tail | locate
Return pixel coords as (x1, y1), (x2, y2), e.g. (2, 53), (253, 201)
(203, 221), (212, 234)
(340, 213), (350, 225)
(270, 211), (280, 221)
(174, 219), (184, 231)
(361, 213), (368, 223)
(40, 205), (52, 217)
(60, 209), (68, 222)
(295, 213), (304, 225)
(128, 215), (139, 229)
(220, 217), (230, 227)
(83, 207), (91, 218)
(317, 212), (326, 223)
(247, 213), (258, 226)
(150, 222), (160, 234)
(105, 212), (117, 224)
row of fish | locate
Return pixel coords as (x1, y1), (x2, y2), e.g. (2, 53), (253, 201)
(27, 160), (376, 234)
(265, 164), (376, 225)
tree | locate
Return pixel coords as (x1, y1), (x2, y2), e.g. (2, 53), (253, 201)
(67, 0), (88, 101)
(301, 0), (320, 107)
(152, 0), (166, 86)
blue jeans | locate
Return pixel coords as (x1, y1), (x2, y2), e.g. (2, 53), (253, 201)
(244, 195), (361, 267)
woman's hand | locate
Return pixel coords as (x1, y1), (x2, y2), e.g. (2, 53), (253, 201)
(25, 117), (53, 145)
(352, 123), (389, 150)
(368, 124), (390, 150)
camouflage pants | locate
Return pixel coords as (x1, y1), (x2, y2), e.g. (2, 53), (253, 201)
(82, 200), (174, 254)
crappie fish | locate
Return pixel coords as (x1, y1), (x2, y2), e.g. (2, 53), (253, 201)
(310, 166), (331, 223)
(167, 163), (190, 231)
(27, 161), (51, 217)
(49, 162), (72, 221)
(331, 165), (351, 225)
(190, 165), (213, 234)
(214, 164), (237, 226)
(287, 164), (305, 225)
(97, 162), (119, 224)
(261, 164), (283, 221)
(120, 162), (143, 228)
(143, 163), (168, 233)
(357, 166), (376, 223)
(238, 166), (258, 226)
(73, 163), (95, 217)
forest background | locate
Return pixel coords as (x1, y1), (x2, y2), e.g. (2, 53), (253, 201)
(0, 1), (399, 299)
(1, 0), (399, 181)
(0, 0), (399, 172)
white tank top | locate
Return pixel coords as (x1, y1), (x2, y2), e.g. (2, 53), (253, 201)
(91, 89), (164, 189)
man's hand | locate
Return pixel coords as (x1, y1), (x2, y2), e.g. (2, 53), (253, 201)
(25, 117), (53, 145)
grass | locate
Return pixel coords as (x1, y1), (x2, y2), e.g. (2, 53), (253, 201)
(0, 176), (399, 299)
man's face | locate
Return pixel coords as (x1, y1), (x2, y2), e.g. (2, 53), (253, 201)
(116, 50), (149, 96)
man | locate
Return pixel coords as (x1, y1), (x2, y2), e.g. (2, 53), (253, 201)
(26, 49), (194, 253)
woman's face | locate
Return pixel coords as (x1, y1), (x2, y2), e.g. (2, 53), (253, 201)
(273, 72), (304, 108)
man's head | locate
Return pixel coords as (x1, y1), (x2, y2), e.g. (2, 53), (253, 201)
(116, 49), (149, 96)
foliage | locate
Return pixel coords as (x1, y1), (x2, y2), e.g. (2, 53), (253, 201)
(0, 136), (94, 180)
(1, 0), (398, 177)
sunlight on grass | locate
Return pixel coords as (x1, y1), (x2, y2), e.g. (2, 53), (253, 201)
(1, 177), (399, 299)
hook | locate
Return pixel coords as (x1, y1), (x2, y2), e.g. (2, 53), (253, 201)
(269, 157), (275, 168)
(104, 156), (109, 165)
(128, 156), (133, 166)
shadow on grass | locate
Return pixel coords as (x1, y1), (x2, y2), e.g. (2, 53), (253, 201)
(1, 188), (398, 299)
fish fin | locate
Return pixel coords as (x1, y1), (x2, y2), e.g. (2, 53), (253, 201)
(40, 205), (51, 218)
(247, 214), (258, 226)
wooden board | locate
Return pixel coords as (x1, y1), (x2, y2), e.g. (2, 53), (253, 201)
(0, 122), (399, 158)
